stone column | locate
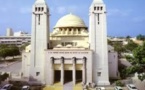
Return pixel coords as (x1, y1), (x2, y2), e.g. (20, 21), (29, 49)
(62, 28), (65, 34)
(76, 28), (79, 35)
(72, 57), (76, 85)
(71, 28), (74, 35)
(50, 57), (54, 85)
(61, 57), (64, 85)
(82, 57), (86, 84)
(66, 28), (69, 35)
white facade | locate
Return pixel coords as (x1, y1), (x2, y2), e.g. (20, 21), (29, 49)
(30, 0), (49, 83)
(89, 0), (110, 85)
(22, 0), (119, 86)
(0, 36), (30, 47)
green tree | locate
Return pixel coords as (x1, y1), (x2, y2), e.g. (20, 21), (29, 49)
(20, 43), (30, 52)
(0, 48), (10, 60)
(0, 44), (20, 60)
(9, 45), (20, 57)
(124, 40), (138, 52)
(133, 42), (145, 64)
(108, 39), (113, 45)
(125, 42), (145, 81)
(115, 80), (124, 86)
(136, 34), (145, 41)
(113, 42), (125, 58)
(126, 35), (131, 40)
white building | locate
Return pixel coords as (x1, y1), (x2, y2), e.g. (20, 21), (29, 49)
(6, 28), (14, 36)
(0, 29), (30, 47)
(22, 0), (118, 86)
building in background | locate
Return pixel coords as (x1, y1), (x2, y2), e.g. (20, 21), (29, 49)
(6, 28), (14, 36)
(0, 29), (30, 47)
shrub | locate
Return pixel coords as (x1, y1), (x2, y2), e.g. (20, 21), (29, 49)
(115, 80), (124, 86)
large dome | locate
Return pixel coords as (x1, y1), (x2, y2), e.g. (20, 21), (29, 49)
(54, 13), (87, 28)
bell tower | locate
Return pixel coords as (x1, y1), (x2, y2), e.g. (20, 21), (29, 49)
(89, 0), (110, 85)
(30, 0), (49, 83)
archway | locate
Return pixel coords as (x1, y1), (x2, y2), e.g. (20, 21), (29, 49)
(64, 70), (72, 83)
(54, 70), (61, 83)
(76, 70), (82, 83)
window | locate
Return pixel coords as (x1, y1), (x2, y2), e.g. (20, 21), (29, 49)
(35, 7), (37, 11)
(61, 42), (64, 46)
(78, 29), (81, 34)
(97, 14), (100, 24)
(100, 7), (103, 10)
(94, 7), (96, 10)
(42, 7), (44, 11)
(36, 72), (40, 76)
(97, 7), (99, 10)
(97, 72), (101, 76)
(38, 7), (41, 11)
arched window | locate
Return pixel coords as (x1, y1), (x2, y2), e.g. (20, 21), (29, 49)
(35, 7), (37, 11)
(78, 28), (81, 34)
(97, 7), (99, 10)
(94, 7), (96, 10)
(38, 7), (41, 11)
(42, 7), (44, 11)
(100, 7), (103, 10)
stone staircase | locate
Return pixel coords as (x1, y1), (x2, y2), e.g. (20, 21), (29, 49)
(63, 82), (73, 90)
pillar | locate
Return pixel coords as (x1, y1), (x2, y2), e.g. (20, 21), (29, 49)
(82, 57), (86, 83)
(50, 57), (54, 85)
(71, 28), (74, 35)
(66, 28), (69, 35)
(61, 57), (64, 85)
(72, 57), (76, 85)
(76, 28), (79, 35)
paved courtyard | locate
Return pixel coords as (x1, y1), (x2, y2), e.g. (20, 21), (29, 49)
(0, 61), (22, 73)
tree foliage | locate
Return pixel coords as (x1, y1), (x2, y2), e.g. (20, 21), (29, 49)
(0, 44), (20, 60)
(20, 43), (30, 52)
(113, 42), (126, 57)
(124, 40), (138, 52)
(125, 42), (145, 81)
(115, 80), (124, 86)
(133, 42), (145, 64)
(136, 34), (145, 41)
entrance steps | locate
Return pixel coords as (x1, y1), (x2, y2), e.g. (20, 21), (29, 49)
(64, 82), (73, 90)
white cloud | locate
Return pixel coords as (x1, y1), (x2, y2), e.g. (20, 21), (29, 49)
(57, 6), (66, 14)
(19, 7), (31, 14)
(0, 7), (7, 12)
(107, 9), (132, 17)
(55, 5), (78, 15)
(132, 16), (145, 22)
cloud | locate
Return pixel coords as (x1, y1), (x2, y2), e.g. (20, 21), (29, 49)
(19, 7), (31, 14)
(55, 5), (78, 15)
(132, 16), (145, 23)
(107, 9), (132, 17)
(0, 7), (8, 12)
(57, 6), (66, 14)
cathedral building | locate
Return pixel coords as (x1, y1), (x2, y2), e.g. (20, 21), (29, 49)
(22, 0), (118, 86)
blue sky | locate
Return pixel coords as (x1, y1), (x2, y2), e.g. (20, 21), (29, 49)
(0, 0), (145, 37)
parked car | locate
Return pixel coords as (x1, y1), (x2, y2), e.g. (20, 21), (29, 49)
(114, 86), (123, 90)
(21, 85), (30, 90)
(0, 84), (13, 90)
(126, 84), (138, 90)
(96, 87), (105, 90)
